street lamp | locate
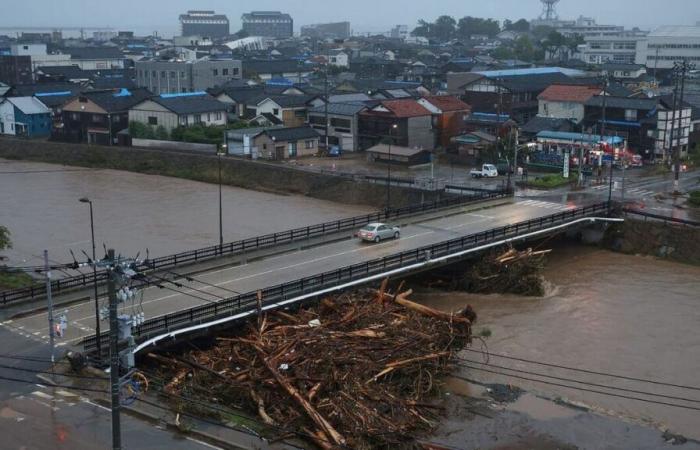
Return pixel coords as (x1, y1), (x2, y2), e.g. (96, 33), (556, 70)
(386, 124), (398, 212)
(79, 197), (101, 358)
(217, 145), (227, 251)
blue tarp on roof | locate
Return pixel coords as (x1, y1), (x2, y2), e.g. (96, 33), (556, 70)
(536, 131), (624, 145)
(113, 88), (132, 97)
(602, 119), (642, 128)
(266, 78), (294, 86)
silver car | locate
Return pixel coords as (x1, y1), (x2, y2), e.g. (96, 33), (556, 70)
(358, 223), (401, 243)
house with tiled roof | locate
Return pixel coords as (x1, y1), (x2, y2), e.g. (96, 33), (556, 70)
(129, 92), (227, 133)
(418, 95), (472, 149)
(537, 84), (602, 122)
(358, 98), (435, 151)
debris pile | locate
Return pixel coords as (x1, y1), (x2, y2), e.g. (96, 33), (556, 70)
(418, 248), (550, 297)
(147, 283), (475, 449)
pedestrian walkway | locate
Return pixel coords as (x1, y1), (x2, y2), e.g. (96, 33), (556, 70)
(516, 200), (576, 212)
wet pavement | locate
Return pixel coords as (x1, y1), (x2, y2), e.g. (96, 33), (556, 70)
(0, 158), (371, 269)
(416, 244), (700, 446)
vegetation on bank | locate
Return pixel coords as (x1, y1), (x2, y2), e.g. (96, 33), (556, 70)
(0, 226), (35, 291)
(129, 121), (251, 146)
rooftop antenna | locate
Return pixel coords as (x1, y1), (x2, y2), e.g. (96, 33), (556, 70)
(539, 0), (561, 21)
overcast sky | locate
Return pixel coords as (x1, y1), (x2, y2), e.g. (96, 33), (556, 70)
(2, 0), (699, 36)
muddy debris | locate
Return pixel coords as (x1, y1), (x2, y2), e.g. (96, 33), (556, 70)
(145, 283), (476, 449)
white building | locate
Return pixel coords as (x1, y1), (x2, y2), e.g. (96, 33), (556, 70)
(129, 93), (227, 133)
(638, 26), (700, 70)
(576, 32), (647, 65)
(329, 50), (349, 68)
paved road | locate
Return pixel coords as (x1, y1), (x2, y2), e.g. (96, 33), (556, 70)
(0, 327), (222, 450)
(1, 200), (585, 348)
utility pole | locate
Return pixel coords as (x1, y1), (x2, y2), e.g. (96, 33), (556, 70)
(601, 74), (614, 209)
(324, 45), (330, 153)
(673, 59), (694, 194)
(79, 198), (101, 358)
(44, 250), (55, 365)
(217, 150), (223, 250)
(107, 248), (122, 450)
(668, 65), (680, 168)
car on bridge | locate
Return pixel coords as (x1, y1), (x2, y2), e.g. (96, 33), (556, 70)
(358, 223), (401, 243)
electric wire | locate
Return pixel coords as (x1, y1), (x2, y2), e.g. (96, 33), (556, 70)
(166, 270), (242, 296)
(456, 357), (700, 405)
(462, 347), (700, 391)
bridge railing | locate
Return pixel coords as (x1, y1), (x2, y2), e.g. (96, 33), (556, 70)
(81, 201), (609, 353)
(1, 188), (509, 306)
(622, 208), (700, 227)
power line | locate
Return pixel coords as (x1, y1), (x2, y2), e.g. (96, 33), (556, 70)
(456, 364), (700, 412)
(462, 347), (700, 391)
(456, 357), (700, 405)
(0, 362), (107, 381)
(166, 270), (242, 296)
(139, 275), (223, 305)
(0, 373), (107, 394)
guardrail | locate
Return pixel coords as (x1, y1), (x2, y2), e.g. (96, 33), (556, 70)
(622, 208), (700, 227)
(82, 201), (609, 353)
(2, 188), (510, 306)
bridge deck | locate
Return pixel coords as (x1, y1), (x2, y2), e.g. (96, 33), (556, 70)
(2, 200), (581, 348)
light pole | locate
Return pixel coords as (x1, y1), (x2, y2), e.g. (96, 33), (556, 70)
(79, 197), (101, 358)
(386, 124), (397, 212)
(217, 145), (227, 251)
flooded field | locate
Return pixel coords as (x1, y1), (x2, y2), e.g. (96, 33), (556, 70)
(0, 159), (371, 268)
(416, 245), (700, 444)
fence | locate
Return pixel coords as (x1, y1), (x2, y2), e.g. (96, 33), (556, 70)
(622, 208), (700, 227)
(82, 202), (609, 353)
(1, 188), (509, 306)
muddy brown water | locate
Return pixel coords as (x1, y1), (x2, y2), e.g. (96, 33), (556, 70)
(415, 245), (700, 441)
(0, 159), (371, 269)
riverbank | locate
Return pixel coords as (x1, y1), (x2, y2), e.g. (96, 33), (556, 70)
(0, 138), (444, 210)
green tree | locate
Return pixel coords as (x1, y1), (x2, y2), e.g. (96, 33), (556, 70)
(508, 19), (530, 32)
(434, 15), (457, 41)
(514, 36), (536, 62)
(458, 16), (500, 38)
(0, 226), (10, 252)
(542, 30), (567, 60)
(412, 19), (432, 38)
(532, 25), (555, 41)
(491, 46), (515, 60)
(154, 125), (169, 140)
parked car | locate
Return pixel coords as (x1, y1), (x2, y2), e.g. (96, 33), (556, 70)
(470, 164), (499, 178)
(328, 145), (342, 157)
(358, 223), (401, 243)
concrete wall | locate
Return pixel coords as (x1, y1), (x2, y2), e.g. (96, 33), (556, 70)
(538, 100), (585, 122)
(407, 115), (435, 150)
(0, 138), (444, 209)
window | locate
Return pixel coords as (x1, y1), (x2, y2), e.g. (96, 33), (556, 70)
(91, 114), (102, 123)
(288, 142), (297, 157)
(170, 71), (176, 78)
(330, 118), (351, 129)
(179, 116), (188, 125)
(215, 112), (222, 120)
(625, 109), (637, 121)
(152, 70), (156, 77)
(207, 113), (211, 122)
(161, 71), (166, 78)
(233, 68), (239, 76)
(263, 143), (267, 150)
(70, 112), (80, 120)
(194, 114), (202, 123)
(213, 69), (218, 76)
(305, 140), (315, 149)
(273, 108), (279, 116)
(148, 116), (158, 125)
(223, 68), (229, 76)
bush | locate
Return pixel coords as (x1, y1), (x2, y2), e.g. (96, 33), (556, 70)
(527, 174), (572, 189)
(171, 124), (226, 145)
(689, 190), (700, 207)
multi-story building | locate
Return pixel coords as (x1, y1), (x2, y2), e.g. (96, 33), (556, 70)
(242, 11), (294, 39)
(0, 55), (32, 85)
(129, 93), (227, 133)
(135, 58), (242, 95)
(308, 102), (368, 152)
(637, 26), (700, 70)
(179, 11), (230, 38)
(577, 31), (648, 65)
(300, 22), (350, 40)
(390, 25), (409, 40)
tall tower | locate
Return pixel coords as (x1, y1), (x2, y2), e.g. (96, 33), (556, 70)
(539, 0), (560, 21)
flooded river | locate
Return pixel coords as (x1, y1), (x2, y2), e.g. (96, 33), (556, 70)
(0, 159), (371, 268)
(417, 245), (700, 442)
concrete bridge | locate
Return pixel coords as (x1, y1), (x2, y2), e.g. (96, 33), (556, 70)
(0, 197), (615, 356)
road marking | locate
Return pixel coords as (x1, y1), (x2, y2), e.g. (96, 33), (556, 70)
(185, 437), (224, 449)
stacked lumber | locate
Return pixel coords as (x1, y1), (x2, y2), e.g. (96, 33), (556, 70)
(147, 284), (475, 449)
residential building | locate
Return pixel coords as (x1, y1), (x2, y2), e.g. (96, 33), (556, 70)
(135, 58), (242, 95)
(129, 92), (227, 133)
(0, 97), (51, 138)
(223, 126), (282, 157)
(520, 116), (576, 140)
(59, 88), (151, 145)
(537, 84), (602, 122)
(417, 95), (472, 149)
(583, 95), (692, 160)
(300, 22), (351, 40)
(0, 55), (32, 85)
(9, 43), (71, 73)
(455, 68), (581, 124)
(65, 47), (125, 70)
(365, 144), (431, 165)
(250, 94), (324, 128)
(638, 26), (700, 70)
(308, 102), (368, 151)
(179, 11), (230, 38)
(328, 50), (350, 68)
(358, 99), (435, 151)
(242, 59), (312, 83)
(252, 126), (320, 160)
(242, 11), (294, 39)
(601, 63), (647, 79)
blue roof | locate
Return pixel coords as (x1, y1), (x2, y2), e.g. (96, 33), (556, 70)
(159, 91), (207, 99)
(477, 67), (586, 78)
(113, 88), (132, 97)
(536, 131), (624, 145)
(266, 77), (294, 86)
(35, 91), (73, 97)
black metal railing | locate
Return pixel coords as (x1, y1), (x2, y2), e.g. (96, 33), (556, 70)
(622, 208), (700, 227)
(2, 188), (509, 306)
(82, 202), (609, 353)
